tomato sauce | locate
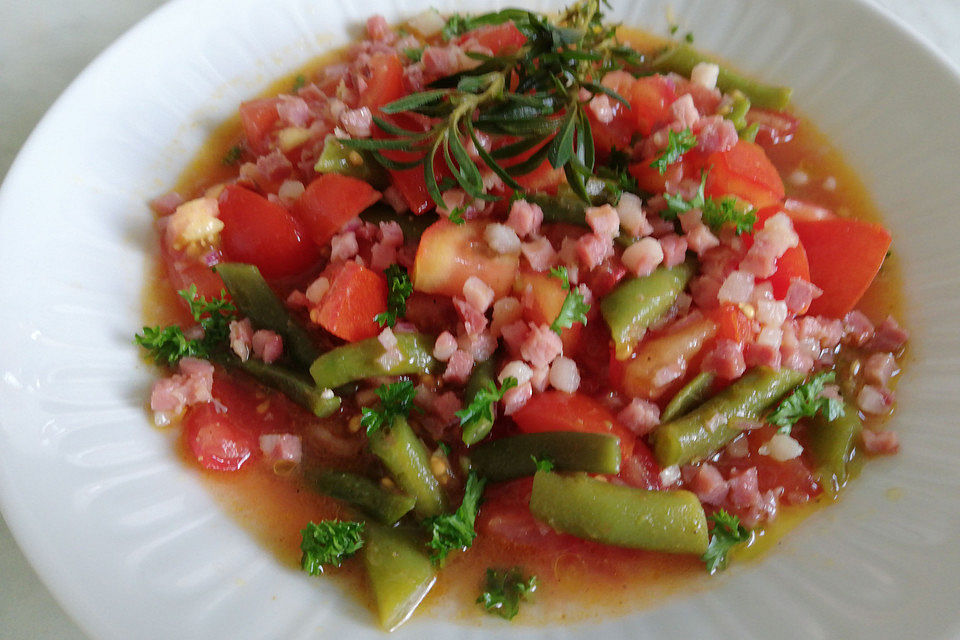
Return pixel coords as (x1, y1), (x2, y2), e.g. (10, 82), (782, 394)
(140, 24), (906, 627)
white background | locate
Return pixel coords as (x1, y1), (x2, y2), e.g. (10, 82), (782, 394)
(1, 1), (958, 638)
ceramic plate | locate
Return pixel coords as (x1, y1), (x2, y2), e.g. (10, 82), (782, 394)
(2, 0), (959, 638)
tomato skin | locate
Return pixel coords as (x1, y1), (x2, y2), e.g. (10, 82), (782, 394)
(412, 219), (519, 299)
(745, 108), (799, 148)
(629, 75), (678, 136)
(239, 98), (280, 155)
(457, 21), (527, 54)
(293, 174), (381, 246)
(358, 53), (405, 111)
(511, 391), (637, 460)
(740, 206), (812, 303)
(218, 185), (320, 279)
(183, 403), (257, 471)
(791, 217), (891, 318)
(316, 261), (388, 342)
(514, 271), (582, 352)
(705, 140), (785, 208)
(620, 315), (717, 401)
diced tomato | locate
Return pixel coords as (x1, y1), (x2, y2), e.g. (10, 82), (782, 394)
(618, 446), (663, 490)
(381, 147), (452, 215)
(457, 21), (527, 54)
(512, 157), (566, 194)
(183, 403), (257, 471)
(588, 71), (636, 155)
(239, 98), (280, 155)
(745, 108), (799, 148)
(358, 53), (405, 111)
(511, 391), (636, 459)
(478, 478), (579, 552)
(620, 315), (717, 400)
(316, 261), (387, 341)
(710, 304), (751, 345)
(412, 219), (519, 299)
(714, 426), (821, 505)
(292, 173), (381, 246)
(157, 217), (225, 303)
(705, 140), (784, 208)
(584, 256), (627, 299)
(514, 271), (582, 352)
(742, 206), (812, 301)
(629, 74), (677, 136)
(217, 185), (320, 278)
(791, 217), (891, 318)
(628, 160), (682, 195)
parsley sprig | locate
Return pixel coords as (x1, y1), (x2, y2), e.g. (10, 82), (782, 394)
(477, 567), (538, 620)
(423, 470), (486, 564)
(456, 376), (518, 432)
(701, 510), (750, 574)
(662, 171), (757, 235)
(768, 371), (844, 433)
(341, 0), (645, 213)
(650, 128), (697, 174)
(360, 380), (419, 436)
(300, 520), (364, 575)
(135, 286), (236, 366)
(375, 264), (414, 328)
(548, 266), (590, 335)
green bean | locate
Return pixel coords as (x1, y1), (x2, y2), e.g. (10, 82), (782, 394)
(367, 417), (447, 519)
(230, 356), (340, 418)
(525, 192), (590, 227)
(808, 401), (861, 495)
(724, 90), (751, 132)
(214, 262), (319, 371)
(661, 372), (716, 422)
(360, 204), (438, 243)
(361, 522), (436, 631)
(309, 333), (438, 390)
(461, 357), (498, 446)
(651, 44), (792, 110)
(303, 467), (416, 524)
(314, 134), (389, 188)
(652, 367), (805, 467)
(600, 262), (695, 360)
(470, 432), (621, 482)
(529, 471), (708, 554)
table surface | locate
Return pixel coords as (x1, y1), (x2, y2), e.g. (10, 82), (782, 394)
(2, 1), (959, 638)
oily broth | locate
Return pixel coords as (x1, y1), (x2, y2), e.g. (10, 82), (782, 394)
(141, 25), (905, 626)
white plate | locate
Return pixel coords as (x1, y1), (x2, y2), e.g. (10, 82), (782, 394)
(2, 0), (960, 638)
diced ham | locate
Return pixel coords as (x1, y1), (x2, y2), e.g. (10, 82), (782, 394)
(863, 352), (897, 388)
(617, 398), (660, 437)
(442, 349), (475, 384)
(798, 316), (844, 350)
(377, 221), (404, 248)
(149, 357), (214, 414)
(868, 316), (909, 352)
(259, 434), (303, 466)
(861, 429), (900, 455)
(431, 391), (462, 425)
(521, 236), (557, 272)
(506, 199), (544, 238)
(727, 467), (761, 509)
(756, 326), (783, 350)
(685, 224), (721, 256)
(366, 14), (396, 42)
(286, 290), (309, 308)
(756, 299), (788, 328)
(462, 276), (495, 314)
(740, 213), (798, 278)
(252, 330), (283, 364)
(277, 95), (312, 127)
(458, 330), (497, 362)
(377, 327), (398, 351)
(453, 297), (488, 336)
(659, 233), (688, 268)
(340, 106), (373, 138)
(577, 232), (614, 269)
(330, 231), (359, 262)
(530, 363), (550, 392)
(718, 270), (755, 305)
(690, 62), (719, 89)
(670, 94), (699, 130)
(548, 356), (580, 393)
(701, 339), (746, 379)
(229, 318), (254, 361)
(499, 360), (534, 385)
(305, 276), (330, 305)
(490, 297), (522, 338)
(744, 341), (782, 369)
(842, 310), (875, 346)
(690, 464), (728, 505)
(432, 331), (458, 362)
(585, 204), (620, 239)
(621, 237), (664, 277)
(857, 384), (894, 415)
(520, 323), (564, 368)
(784, 278), (822, 314)
(502, 381), (533, 415)
(588, 93), (615, 124)
(501, 320), (530, 355)
(678, 209), (703, 234)
(485, 222), (522, 254)
(150, 191), (185, 216)
(694, 115), (738, 154)
(758, 433), (803, 461)
(616, 193), (653, 237)
(370, 241), (398, 272)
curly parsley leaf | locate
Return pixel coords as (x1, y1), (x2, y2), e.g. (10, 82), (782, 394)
(532, 455), (554, 472)
(477, 567), (538, 620)
(221, 144), (244, 166)
(292, 74), (307, 92)
(300, 520), (364, 575)
(456, 377), (518, 433)
(135, 286), (236, 366)
(424, 471), (486, 565)
(701, 510), (750, 574)
(662, 171), (757, 235)
(650, 128), (697, 174)
(548, 266), (590, 335)
(375, 264), (414, 328)
(403, 47), (424, 62)
(768, 371), (844, 433)
(360, 379), (419, 436)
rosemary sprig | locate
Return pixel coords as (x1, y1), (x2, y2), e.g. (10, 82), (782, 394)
(339, 0), (645, 216)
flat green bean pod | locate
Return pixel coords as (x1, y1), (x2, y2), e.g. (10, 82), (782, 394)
(361, 523), (436, 631)
(309, 333), (438, 389)
(470, 432), (621, 481)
